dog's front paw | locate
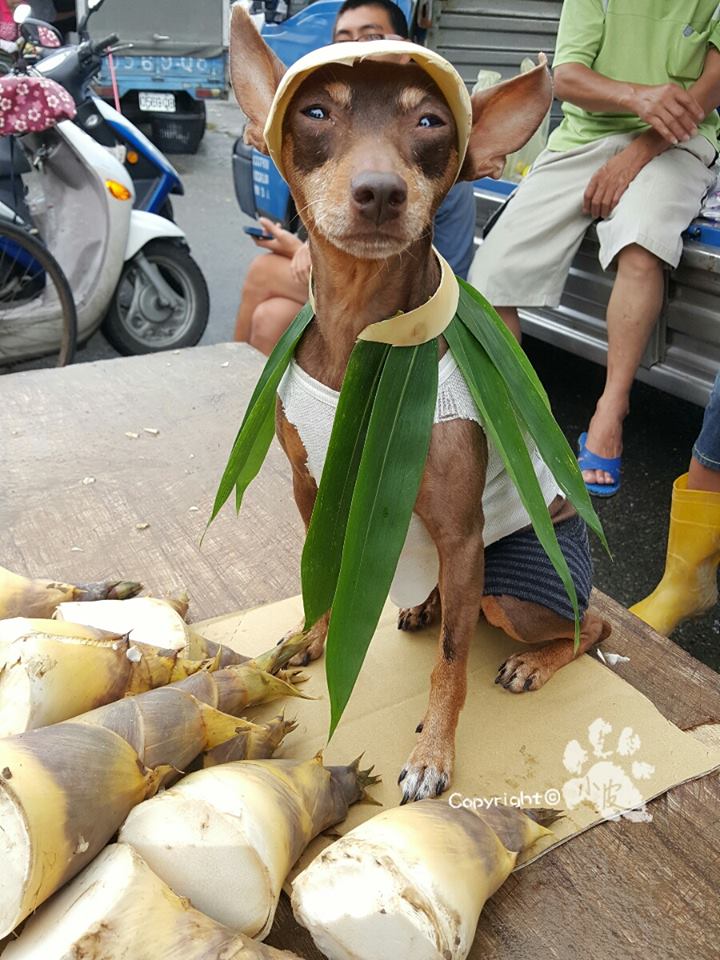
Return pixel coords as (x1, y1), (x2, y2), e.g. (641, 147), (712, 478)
(283, 613), (329, 667)
(397, 587), (440, 632)
(398, 735), (454, 803)
(495, 651), (547, 693)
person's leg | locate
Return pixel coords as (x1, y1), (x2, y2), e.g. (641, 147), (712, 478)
(581, 244), (664, 486)
(495, 307), (521, 342)
(688, 373), (720, 491)
(469, 139), (626, 328)
(249, 297), (305, 355)
(687, 457), (720, 492)
(234, 252), (306, 342)
(588, 135), (717, 488)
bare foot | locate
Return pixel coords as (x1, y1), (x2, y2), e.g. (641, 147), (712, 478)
(397, 587), (440, 632)
(581, 402), (626, 487)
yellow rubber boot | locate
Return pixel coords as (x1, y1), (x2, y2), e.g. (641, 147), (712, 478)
(630, 473), (720, 635)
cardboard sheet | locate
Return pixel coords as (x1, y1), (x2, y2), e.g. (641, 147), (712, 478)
(198, 595), (720, 870)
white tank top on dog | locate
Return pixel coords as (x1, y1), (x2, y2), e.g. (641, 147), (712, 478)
(278, 352), (562, 609)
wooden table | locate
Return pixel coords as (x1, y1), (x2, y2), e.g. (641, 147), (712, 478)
(1, 344), (718, 960)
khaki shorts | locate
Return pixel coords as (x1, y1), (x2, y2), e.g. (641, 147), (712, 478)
(469, 133), (717, 308)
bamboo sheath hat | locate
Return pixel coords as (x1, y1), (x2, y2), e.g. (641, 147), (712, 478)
(263, 39), (474, 179)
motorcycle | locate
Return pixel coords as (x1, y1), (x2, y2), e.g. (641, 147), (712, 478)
(0, 1), (209, 357)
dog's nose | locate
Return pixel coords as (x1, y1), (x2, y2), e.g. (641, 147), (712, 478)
(351, 172), (407, 225)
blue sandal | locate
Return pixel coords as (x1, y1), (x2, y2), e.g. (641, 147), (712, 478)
(577, 432), (622, 498)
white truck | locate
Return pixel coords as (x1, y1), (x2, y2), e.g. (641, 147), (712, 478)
(77, 0), (230, 153)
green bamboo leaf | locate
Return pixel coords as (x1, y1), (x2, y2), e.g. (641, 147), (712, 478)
(455, 280), (608, 555)
(324, 339), (438, 738)
(205, 303), (314, 532)
(445, 318), (581, 644)
(302, 340), (390, 629)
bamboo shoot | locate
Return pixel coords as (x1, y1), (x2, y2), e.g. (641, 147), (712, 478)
(291, 800), (561, 960)
(56, 596), (312, 671)
(0, 618), (308, 736)
(55, 596), (208, 658)
(0, 565), (140, 620)
(119, 755), (379, 940)
(0, 681), (294, 937)
(0, 618), (218, 736)
(3, 843), (302, 960)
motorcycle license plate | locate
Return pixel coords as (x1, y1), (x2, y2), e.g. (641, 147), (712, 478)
(138, 92), (176, 113)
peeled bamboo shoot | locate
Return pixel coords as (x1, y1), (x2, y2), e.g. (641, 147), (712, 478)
(0, 682), (294, 937)
(119, 755), (379, 940)
(3, 843), (302, 960)
(55, 596), (208, 658)
(291, 800), (561, 960)
(0, 618), (217, 736)
(56, 596), (315, 674)
(0, 565), (140, 620)
(0, 618), (308, 736)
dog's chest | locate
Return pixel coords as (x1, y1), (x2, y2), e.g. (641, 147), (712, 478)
(278, 355), (561, 607)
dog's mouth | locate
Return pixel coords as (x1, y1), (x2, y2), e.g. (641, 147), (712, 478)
(318, 218), (423, 259)
(329, 232), (412, 259)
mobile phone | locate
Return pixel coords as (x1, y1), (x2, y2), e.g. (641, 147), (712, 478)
(243, 225), (275, 241)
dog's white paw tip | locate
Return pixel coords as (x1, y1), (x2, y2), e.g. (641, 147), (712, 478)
(399, 764), (450, 803)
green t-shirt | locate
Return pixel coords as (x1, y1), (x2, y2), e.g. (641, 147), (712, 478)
(548, 0), (720, 151)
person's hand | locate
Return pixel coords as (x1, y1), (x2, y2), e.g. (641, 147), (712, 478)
(252, 217), (303, 258)
(290, 242), (312, 286)
(583, 144), (651, 220)
(629, 83), (704, 144)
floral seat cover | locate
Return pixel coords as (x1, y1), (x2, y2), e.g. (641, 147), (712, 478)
(0, 74), (75, 135)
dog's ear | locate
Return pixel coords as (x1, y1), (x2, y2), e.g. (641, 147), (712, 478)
(230, 5), (286, 154)
(458, 54), (552, 181)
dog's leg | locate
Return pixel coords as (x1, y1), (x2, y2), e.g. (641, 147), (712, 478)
(399, 420), (488, 803)
(276, 404), (330, 665)
(398, 586), (441, 632)
(483, 595), (611, 692)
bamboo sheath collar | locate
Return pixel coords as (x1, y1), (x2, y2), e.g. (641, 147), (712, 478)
(308, 249), (459, 346)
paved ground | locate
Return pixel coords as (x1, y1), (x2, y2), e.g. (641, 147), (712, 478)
(15, 99), (720, 670)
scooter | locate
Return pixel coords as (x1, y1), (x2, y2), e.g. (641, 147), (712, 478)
(0, 3), (209, 357)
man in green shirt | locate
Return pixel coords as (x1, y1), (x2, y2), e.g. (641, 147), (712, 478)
(470, 0), (720, 497)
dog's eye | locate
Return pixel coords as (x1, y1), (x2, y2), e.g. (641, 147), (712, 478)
(302, 105), (329, 121)
(417, 114), (444, 128)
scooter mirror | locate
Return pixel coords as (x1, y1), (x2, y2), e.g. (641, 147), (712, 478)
(17, 16), (64, 48)
(13, 4), (32, 23)
(77, 0), (106, 37)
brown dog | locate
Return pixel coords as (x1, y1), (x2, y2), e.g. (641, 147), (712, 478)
(231, 9), (610, 803)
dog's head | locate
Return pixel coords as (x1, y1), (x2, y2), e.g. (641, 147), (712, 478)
(231, 8), (551, 260)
